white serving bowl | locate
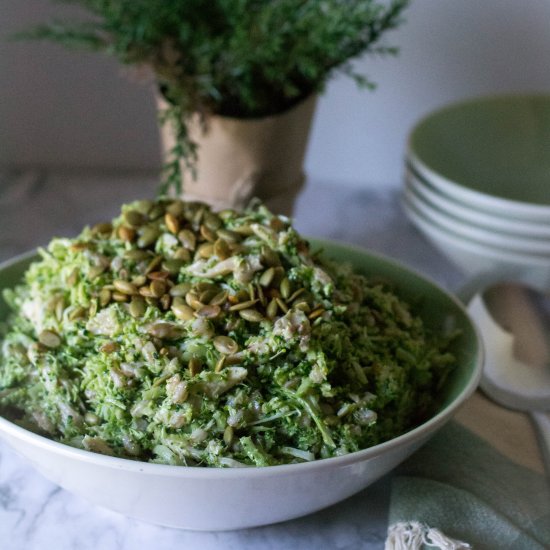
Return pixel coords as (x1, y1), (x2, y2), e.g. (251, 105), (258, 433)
(404, 179), (550, 256)
(402, 196), (550, 293)
(0, 242), (482, 531)
(406, 165), (550, 239)
(408, 94), (550, 222)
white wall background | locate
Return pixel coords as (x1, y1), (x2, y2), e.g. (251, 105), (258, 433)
(2, 0), (550, 189)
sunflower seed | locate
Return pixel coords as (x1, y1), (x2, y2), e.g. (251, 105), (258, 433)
(129, 297), (146, 318)
(228, 299), (258, 312)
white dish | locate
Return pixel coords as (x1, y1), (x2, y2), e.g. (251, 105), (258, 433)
(407, 94), (550, 222)
(406, 165), (550, 239)
(402, 195), (550, 293)
(404, 179), (550, 256)
(0, 243), (483, 531)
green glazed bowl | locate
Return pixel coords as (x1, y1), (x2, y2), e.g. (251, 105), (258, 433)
(408, 94), (550, 221)
(0, 241), (483, 530)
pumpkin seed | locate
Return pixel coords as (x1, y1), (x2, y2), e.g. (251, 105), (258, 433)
(131, 275), (147, 287)
(209, 290), (228, 306)
(124, 209), (146, 228)
(69, 306), (87, 321)
(197, 242), (214, 259)
(99, 288), (112, 307)
(276, 297), (288, 313)
(129, 297), (146, 318)
(170, 282), (192, 297)
(166, 200), (184, 217)
(85, 412), (100, 425)
(114, 280), (138, 295)
(124, 249), (151, 262)
(160, 293), (171, 311)
(118, 225), (136, 242)
(199, 288), (218, 304)
(171, 300), (195, 321)
(138, 286), (154, 298)
(147, 270), (170, 281)
(162, 259), (185, 275)
(144, 255), (162, 274)
(91, 222), (113, 235)
(196, 304), (221, 318)
(150, 279), (167, 298)
(147, 203), (165, 220)
(70, 242), (90, 252)
(173, 247), (191, 262)
(147, 323), (184, 340)
(38, 329), (61, 349)
(88, 264), (106, 281)
(100, 341), (118, 354)
(185, 292), (203, 310)
(213, 336), (239, 355)
(261, 246), (281, 267)
(233, 224), (253, 236)
(251, 223), (277, 243)
(178, 229), (196, 250)
(200, 224), (217, 243)
(217, 228), (241, 243)
(112, 292), (129, 303)
(213, 238), (230, 260)
(204, 212), (222, 231)
(137, 226), (160, 248)
(165, 212), (180, 234)
(133, 199), (154, 215)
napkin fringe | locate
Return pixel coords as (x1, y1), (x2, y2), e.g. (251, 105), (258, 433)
(385, 521), (471, 550)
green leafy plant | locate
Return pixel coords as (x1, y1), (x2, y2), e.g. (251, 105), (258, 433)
(21, 0), (410, 194)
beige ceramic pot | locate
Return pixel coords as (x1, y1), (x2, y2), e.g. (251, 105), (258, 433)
(158, 94), (317, 216)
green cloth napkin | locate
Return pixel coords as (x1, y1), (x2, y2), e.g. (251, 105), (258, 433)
(387, 421), (550, 549)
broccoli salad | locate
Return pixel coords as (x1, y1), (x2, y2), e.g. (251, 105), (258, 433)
(0, 199), (455, 467)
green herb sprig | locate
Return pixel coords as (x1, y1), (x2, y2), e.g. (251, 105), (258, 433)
(19, 0), (410, 194)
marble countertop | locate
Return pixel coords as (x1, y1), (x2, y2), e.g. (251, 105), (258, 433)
(0, 170), (465, 550)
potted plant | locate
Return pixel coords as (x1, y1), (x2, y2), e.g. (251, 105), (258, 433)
(22, 0), (410, 213)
